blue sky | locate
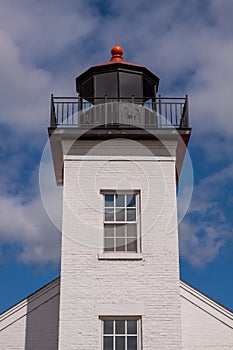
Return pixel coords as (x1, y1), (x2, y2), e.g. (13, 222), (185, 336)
(0, 0), (233, 313)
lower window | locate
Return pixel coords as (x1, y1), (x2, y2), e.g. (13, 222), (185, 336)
(102, 317), (141, 350)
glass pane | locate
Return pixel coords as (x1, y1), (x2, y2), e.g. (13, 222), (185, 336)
(116, 238), (125, 251)
(127, 320), (137, 334)
(116, 209), (125, 221)
(105, 194), (114, 207)
(127, 239), (137, 252)
(104, 320), (113, 334)
(104, 238), (114, 251)
(127, 336), (137, 350)
(116, 194), (125, 207)
(105, 208), (114, 221)
(104, 336), (113, 350)
(105, 224), (114, 237)
(115, 320), (125, 334)
(116, 336), (125, 350)
(127, 194), (136, 207)
(116, 224), (125, 238)
(127, 209), (136, 221)
(127, 224), (137, 238)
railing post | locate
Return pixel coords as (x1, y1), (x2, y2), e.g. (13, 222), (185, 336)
(132, 95), (135, 127)
(158, 94), (162, 114)
(158, 94), (162, 127)
(78, 95), (81, 126)
(105, 95), (108, 127)
(50, 94), (56, 126)
(185, 95), (189, 127)
(152, 97), (156, 112)
(66, 100), (69, 125)
(181, 95), (189, 128)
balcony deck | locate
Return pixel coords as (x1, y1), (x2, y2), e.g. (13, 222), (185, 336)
(48, 95), (191, 186)
(50, 95), (190, 130)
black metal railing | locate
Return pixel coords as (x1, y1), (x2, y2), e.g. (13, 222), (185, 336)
(50, 95), (189, 129)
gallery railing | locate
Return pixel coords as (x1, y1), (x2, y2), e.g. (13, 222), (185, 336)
(50, 95), (189, 129)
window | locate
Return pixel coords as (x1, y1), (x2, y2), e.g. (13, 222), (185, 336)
(102, 317), (140, 350)
(103, 193), (140, 253)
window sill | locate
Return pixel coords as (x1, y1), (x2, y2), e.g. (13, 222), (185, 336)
(98, 253), (143, 260)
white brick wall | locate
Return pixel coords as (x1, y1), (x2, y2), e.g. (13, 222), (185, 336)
(59, 138), (182, 349)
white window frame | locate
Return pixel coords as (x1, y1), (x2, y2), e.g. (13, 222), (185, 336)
(101, 316), (141, 350)
(100, 191), (141, 258)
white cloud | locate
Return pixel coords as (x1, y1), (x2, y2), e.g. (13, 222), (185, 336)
(0, 180), (61, 265)
(0, 29), (51, 132)
(179, 219), (225, 267)
(0, 141), (62, 265)
(0, 0), (99, 134)
(0, 0), (98, 63)
(179, 163), (233, 267)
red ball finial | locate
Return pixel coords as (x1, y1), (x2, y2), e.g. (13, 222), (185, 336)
(110, 39), (124, 62)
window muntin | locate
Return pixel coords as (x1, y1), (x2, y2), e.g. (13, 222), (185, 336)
(102, 318), (140, 350)
(104, 193), (139, 253)
(105, 194), (136, 222)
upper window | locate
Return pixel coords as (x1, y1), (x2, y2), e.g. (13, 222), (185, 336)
(103, 193), (140, 253)
(102, 317), (140, 350)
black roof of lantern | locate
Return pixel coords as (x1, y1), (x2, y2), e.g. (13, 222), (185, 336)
(75, 44), (160, 103)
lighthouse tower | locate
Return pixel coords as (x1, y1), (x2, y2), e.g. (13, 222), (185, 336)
(49, 44), (191, 350)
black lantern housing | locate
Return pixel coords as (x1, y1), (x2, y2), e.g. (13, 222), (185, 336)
(76, 60), (160, 105)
